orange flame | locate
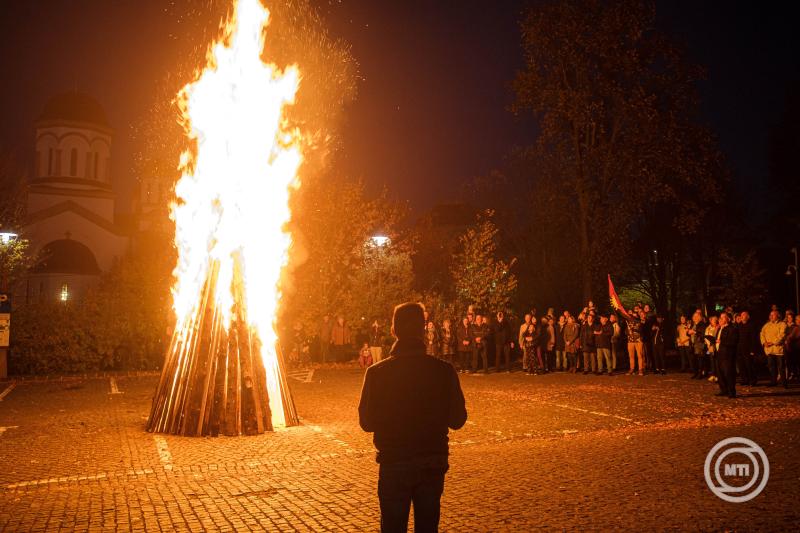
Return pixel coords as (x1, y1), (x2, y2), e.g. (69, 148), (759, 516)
(170, 0), (301, 428)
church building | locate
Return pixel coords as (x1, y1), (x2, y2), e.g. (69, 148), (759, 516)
(21, 92), (129, 303)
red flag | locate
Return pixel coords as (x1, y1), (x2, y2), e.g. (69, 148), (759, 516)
(608, 274), (631, 319)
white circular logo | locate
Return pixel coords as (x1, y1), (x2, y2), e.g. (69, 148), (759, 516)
(704, 437), (769, 503)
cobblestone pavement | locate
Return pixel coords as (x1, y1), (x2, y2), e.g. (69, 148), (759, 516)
(1, 367), (799, 531)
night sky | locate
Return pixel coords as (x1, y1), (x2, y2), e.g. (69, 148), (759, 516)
(1, 0), (798, 214)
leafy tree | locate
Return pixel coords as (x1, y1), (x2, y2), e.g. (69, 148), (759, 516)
(0, 152), (34, 294)
(282, 176), (410, 335)
(715, 248), (768, 310)
(511, 0), (724, 301)
(451, 210), (518, 314)
(343, 243), (415, 325)
(10, 243), (174, 374)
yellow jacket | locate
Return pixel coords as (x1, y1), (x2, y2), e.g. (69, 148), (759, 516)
(760, 320), (787, 355)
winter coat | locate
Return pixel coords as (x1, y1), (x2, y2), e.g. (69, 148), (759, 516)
(330, 323), (351, 346)
(760, 320), (787, 355)
(563, 323), (579, 353)
(425, 329), (439, 356)
(440, 328), (456, 356)
(579, 321), (598, 352)
(493, 319), (512, 346)
(689, 321), (706, 355)
(555, 323), (566, 351)
(456, 324), (473, 352)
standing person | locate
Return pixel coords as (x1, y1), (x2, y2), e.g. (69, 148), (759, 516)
(319, 315), (332, 363)
(555, 315), (567, 371)
(736, 311), (758, 386)
(688, 311), (707, 379)
(625, 312), (645, 376)
(537, 317), (550, 373)
(522, 317), (539, 372)
(359, 342), (374, 369)
(641, 305), (656, 371)
(651, 315), (667, 375)
(358, 302), (467, 533)
(493, 311), (513, 373)
(456, 318), (472, 373)
(370, 320), (385, 364)
(440, 319), (456, 366)
(518, 313), (533, 366)
(523, 323), (539, 374)
(596, 315), (613, 375)
(785, 315), (800, 385)
(704, 317), (719, 383)
(609, 314), (621, 374)
(470, 314), (489, 374)
(760, 310), (788, 387)
(579, 313), (598, 375)
(424, 321), (439, 358)
(715, 312), (740, 398)
(676, 315), (692, 373)
(563, 315), (579, 373)
(331, 316), (352, 362)
(546, 316), (556, 372)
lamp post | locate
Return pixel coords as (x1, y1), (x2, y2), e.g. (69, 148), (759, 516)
(787, 247), (799, 315)
(0, 231), (18, 379)
(367, 235), (390, 319)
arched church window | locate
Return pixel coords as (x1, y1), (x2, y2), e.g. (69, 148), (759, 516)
(70, 149), (78, 177)
(94, 152), (99, 181)
(85, 152), (92, 178)
(54, 149), (62, 175)
(48, 148), (53, 175)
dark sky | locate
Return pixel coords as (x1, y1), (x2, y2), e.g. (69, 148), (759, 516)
(1, 0), (798, 214)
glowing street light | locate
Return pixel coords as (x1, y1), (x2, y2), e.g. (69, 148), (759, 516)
(369, 235), (390, 248)
(0, 232), (18, 245)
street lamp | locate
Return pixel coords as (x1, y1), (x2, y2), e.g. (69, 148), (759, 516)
(787, 247), (799, 314)
(369, 235), (390, 248)
(0, 232), (18, 245)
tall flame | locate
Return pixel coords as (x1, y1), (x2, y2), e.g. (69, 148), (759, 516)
(167, 0), (301, 429)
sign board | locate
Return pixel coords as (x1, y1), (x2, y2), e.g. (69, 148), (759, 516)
(0, 314), (8, 347)
(0, 294), (10, 348)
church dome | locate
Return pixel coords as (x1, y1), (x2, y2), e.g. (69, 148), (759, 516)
(31, 239), (102, 275)
(38, 92), (109, 128)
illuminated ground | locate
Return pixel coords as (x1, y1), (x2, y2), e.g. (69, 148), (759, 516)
(1, 367), (799, 531)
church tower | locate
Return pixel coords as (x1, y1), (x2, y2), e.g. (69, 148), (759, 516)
(22, 92), (129, 303)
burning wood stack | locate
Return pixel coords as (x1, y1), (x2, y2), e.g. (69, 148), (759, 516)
(146, 0), (304, 436)
(147, 260), (298, 436)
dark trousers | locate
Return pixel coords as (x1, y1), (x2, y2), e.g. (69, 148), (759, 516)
(652, 343), (666, 370)
(738, 352), (757, 385)
(378, 462), (447, 533)
(458, 350), (471, 371)
(472, 344), (487, 373)
(678, 346), (693, 371)
(494, 343), (510, 371)
(767, 355), (785, 385)
(717, 352), (737, 397)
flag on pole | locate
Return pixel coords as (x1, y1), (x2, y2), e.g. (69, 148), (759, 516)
(608, 274), (631, 319)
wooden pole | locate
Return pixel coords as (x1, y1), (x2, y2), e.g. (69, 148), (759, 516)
(146, 258), (298, 436)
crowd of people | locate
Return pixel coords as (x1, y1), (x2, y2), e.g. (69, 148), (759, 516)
(314, 301), (800, 400)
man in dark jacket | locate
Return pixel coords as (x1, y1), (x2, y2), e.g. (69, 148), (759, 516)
(455, 317), (472, 373)
(470, 315), (489, 374)
(359, 302), (468, 533)
(579, 314), (598, 374)
(736, 311), (758, 386)
(715, 311), (740, 398)
(493, 311), (513, 373)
